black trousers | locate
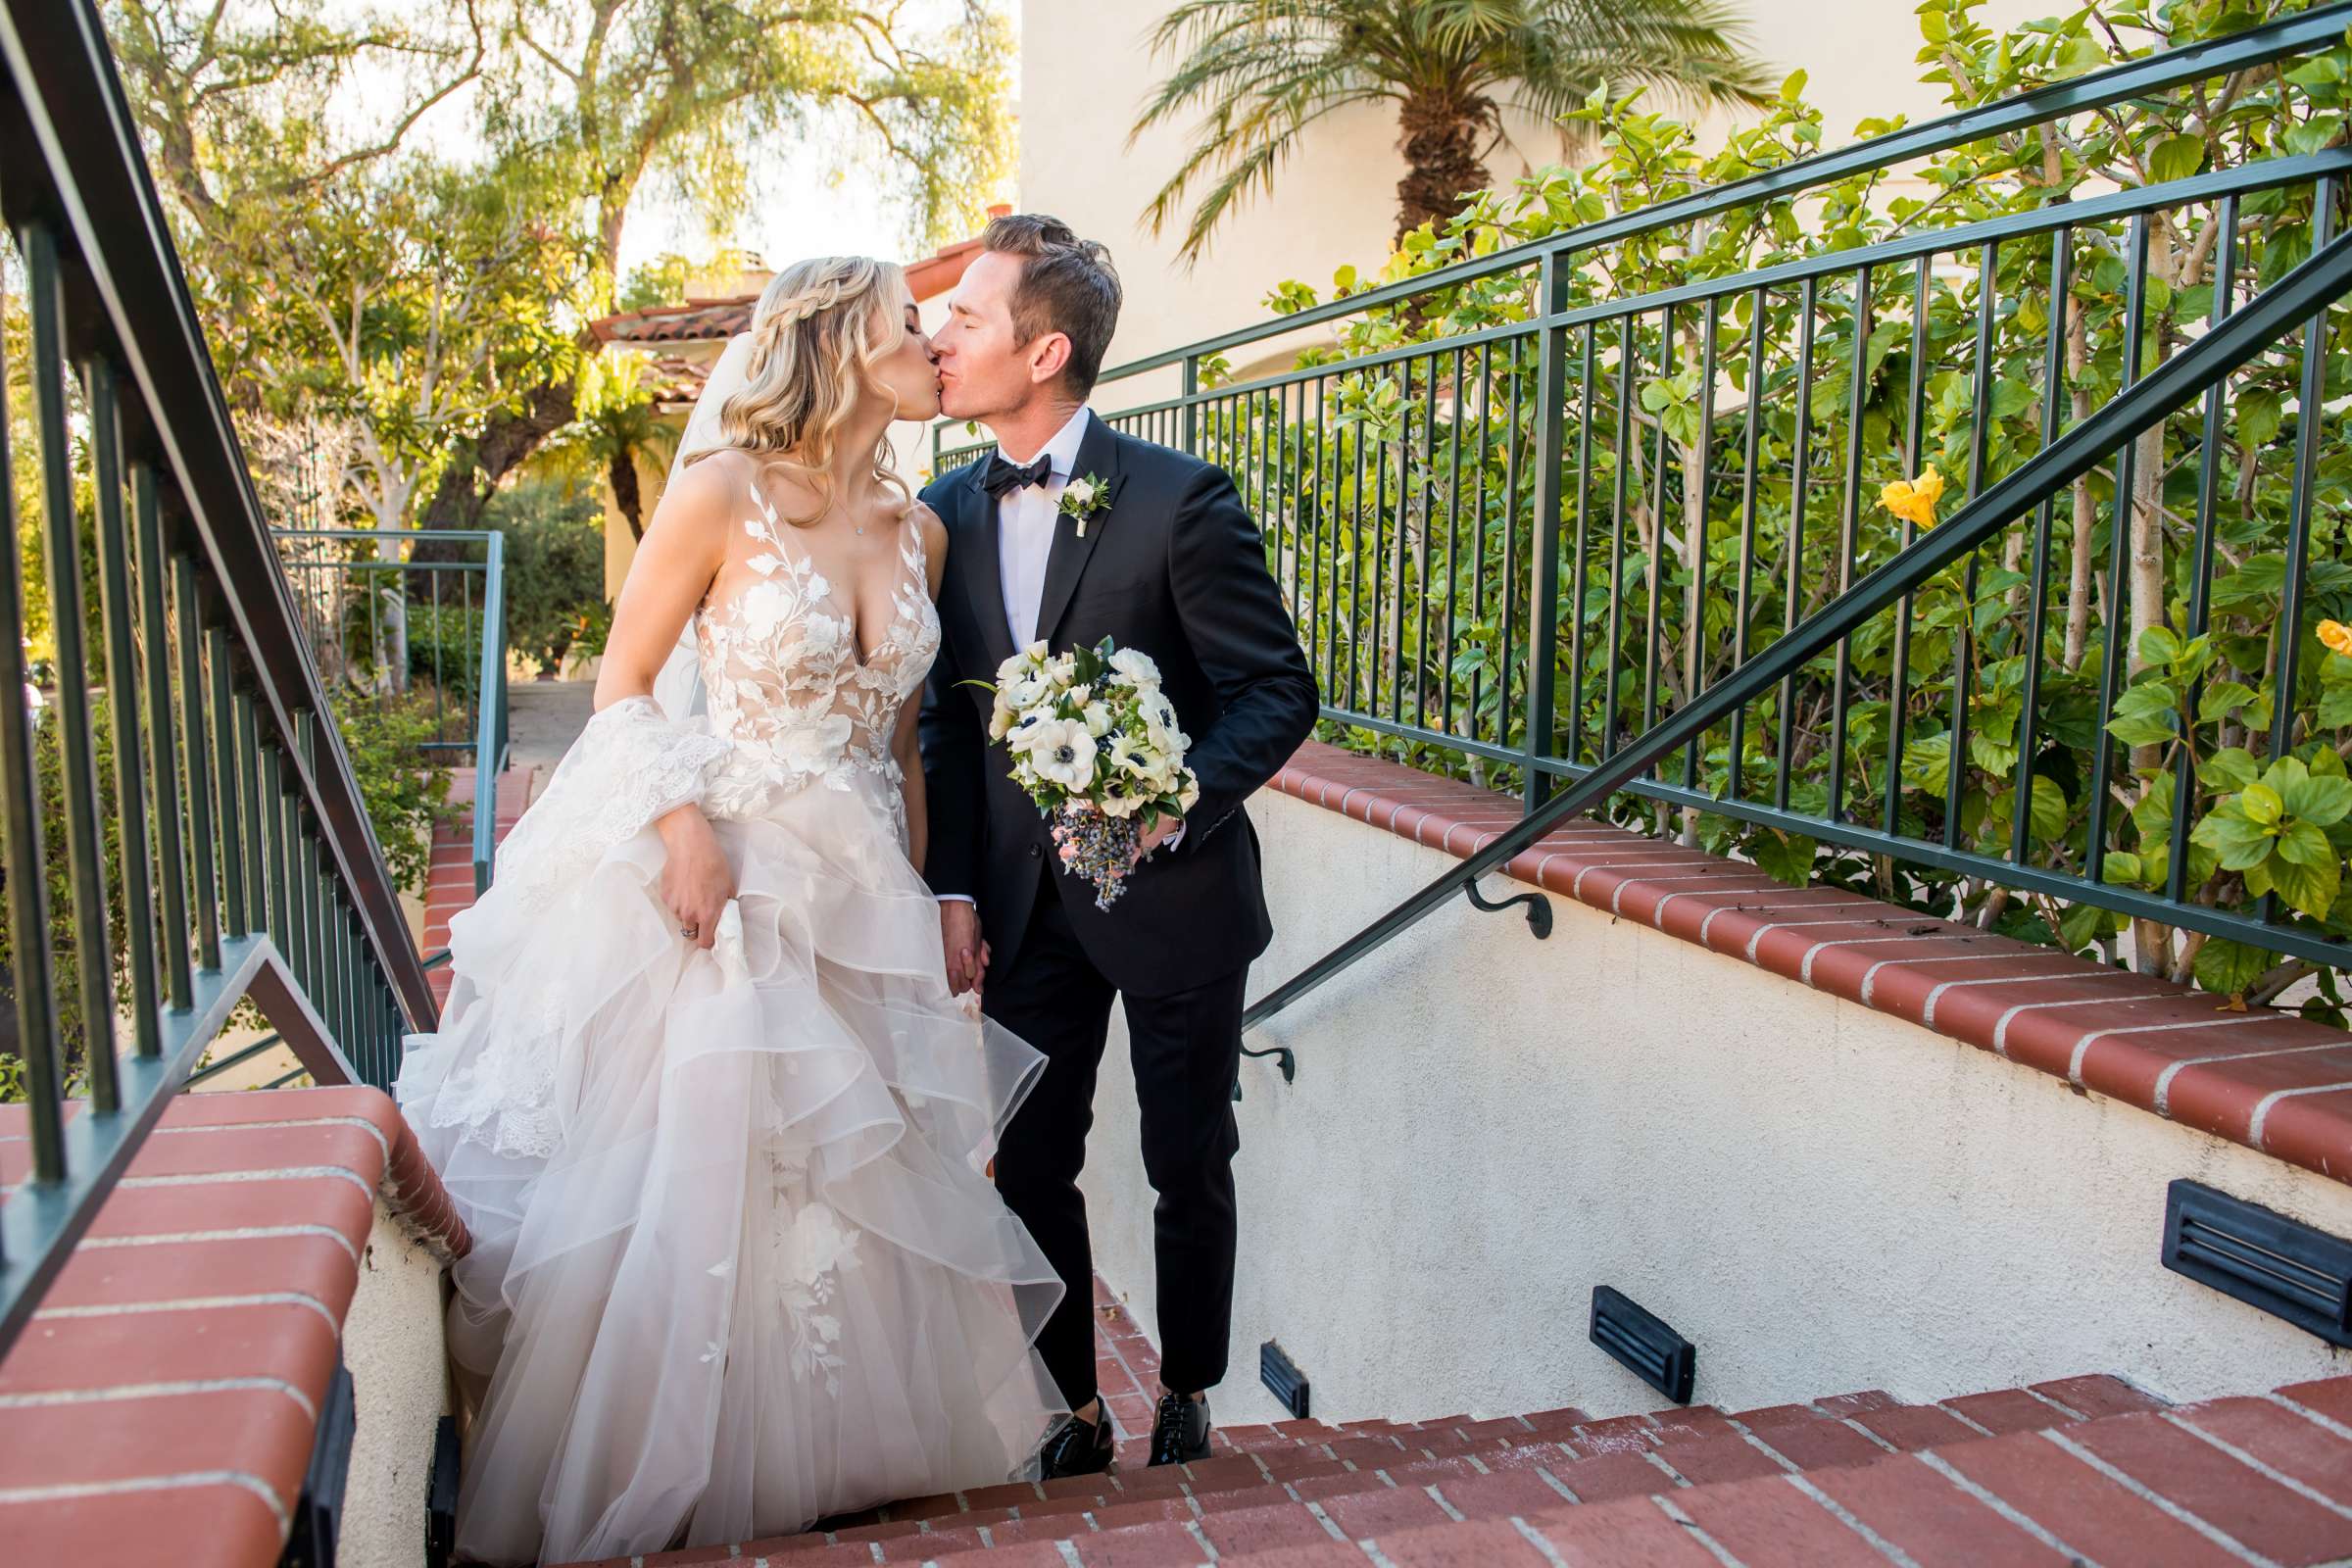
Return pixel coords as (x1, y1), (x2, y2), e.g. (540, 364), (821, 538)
(983, 864), (1246, 1408)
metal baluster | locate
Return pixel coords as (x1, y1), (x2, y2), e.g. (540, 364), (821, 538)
(1443, 345), (1464, 740)
(24, 222), (118, 1085)
(1497, 344), (1525, 760)
(1944, 243), (2000, 850)
(236, 692), (266, 934)
(1470, 340), (1493, 746)
(174, 558), (221, 970)
(1729, 292), (1768, 803)
(1642, 308), (1674, 779)
(1524, 253), (1570, 808)
(1282, 383), (1303, 642)
(83, 359), (160, 1066)
(1602, 316), (1636, 760)
(1348, 371), (1367, 711)
(2167, 203), (2236, 898)
(131, 464), (191, 1009)
(432, 566), (446, 742)
(1776, 277), (1819, 813)
(209, 628), (246, 939)
(1682, 299), (1721, 795)
(262, 746), (289, 956)
(0, 253), (65, 1185)
(2083, 217), (2151, 886)
(1415, 354), (1439, 732)
(1883, 256), (1935, 837)
(1388, 363), (1412, 731)
(1371, 377), (1392, 719)
(1827, 269), (1873, 821)
(2015, 229), (2076, 866)
(1315, 377), (1335, 691)
(2257, 179), (2337, 924)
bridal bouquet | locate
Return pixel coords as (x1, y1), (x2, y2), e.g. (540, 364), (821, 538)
(986, 637), (1200, 910)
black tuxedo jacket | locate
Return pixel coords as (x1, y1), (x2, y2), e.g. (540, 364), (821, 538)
(916, 413), (1319, 996)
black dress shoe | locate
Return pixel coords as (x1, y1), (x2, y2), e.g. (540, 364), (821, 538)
(1039, 1409), (1114, 1479)
(1148, 1392), (1212, 1467)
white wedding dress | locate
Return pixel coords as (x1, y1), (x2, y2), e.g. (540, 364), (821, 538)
(395, 459), (1067, 1566)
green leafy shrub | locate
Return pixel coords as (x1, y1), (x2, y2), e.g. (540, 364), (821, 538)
(484, 479), (607, 675)
(328, 688), (454, 895)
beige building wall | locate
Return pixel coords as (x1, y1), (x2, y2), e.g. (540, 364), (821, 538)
(1018, 0), (2048, 402)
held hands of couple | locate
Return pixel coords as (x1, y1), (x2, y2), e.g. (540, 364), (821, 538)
(657, 806), (735, 950)
(939, 899), (991, 997)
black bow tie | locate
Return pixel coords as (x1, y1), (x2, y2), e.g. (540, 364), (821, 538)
(981, 452), (1054, 499)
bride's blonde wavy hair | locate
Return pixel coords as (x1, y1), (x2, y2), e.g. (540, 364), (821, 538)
(700, 255), (914, 526)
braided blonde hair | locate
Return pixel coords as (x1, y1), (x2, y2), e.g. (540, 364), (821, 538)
(701, 255), (914, 526)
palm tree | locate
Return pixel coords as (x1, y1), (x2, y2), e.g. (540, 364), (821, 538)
(1133, 0), (1774, 262)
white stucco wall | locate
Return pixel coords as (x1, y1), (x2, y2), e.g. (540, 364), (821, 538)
(1076, 789), (2352, 1429)
(339, 1202), (452, 1568)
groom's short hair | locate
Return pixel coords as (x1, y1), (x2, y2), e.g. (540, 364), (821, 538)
(982, 213), (1122, 400)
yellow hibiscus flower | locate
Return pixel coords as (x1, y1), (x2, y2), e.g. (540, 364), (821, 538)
(2321, 619), (2352, 660)
(1881, 465), (1946, 529)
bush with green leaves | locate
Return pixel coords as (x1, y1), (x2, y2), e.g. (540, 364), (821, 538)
(1194, 0), (2352, 1015)
(482, 479), (608, 675)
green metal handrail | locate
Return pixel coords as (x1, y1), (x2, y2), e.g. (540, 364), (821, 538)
(0, 0), (438, 1357)
(1239, 223), (2352, 1031)
(1038, 8), (2352, 1063)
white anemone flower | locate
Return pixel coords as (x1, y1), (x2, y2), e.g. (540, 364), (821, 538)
(1026, 717), (1099, 792)
(1108, 647), (1161, 689)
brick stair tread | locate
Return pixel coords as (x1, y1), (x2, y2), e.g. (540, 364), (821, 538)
(572, 1372), (2286, 1568)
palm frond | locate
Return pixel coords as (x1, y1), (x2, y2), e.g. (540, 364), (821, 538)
(1133, 0), (1774, 256)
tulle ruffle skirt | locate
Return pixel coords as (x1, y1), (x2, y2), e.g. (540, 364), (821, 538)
(396, 774), (1066, 1566)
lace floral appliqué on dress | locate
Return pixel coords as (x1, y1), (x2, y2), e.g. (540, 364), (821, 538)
(696, 479), (940, 835)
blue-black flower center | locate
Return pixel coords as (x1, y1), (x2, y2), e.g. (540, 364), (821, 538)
(1054, 745), (1075, 764)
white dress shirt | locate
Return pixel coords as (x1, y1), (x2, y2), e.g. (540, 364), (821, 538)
(996, 406), (1093, 648)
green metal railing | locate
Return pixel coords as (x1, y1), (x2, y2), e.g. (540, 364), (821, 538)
(0, 0), (437, 1356)
(934, 5), (2352, 1057)
(275, 528), (513, 892)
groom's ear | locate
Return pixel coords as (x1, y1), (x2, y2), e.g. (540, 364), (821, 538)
(1025, 331), (1074, 389)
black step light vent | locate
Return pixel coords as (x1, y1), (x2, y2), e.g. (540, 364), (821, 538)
(1260, 1340), (1310, 1420)
(1591, 1286), (1695, 1404)
(2163, 1179), (2352, 1348)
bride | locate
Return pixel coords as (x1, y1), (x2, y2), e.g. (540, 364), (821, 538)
(396, 257), (1067, 1566)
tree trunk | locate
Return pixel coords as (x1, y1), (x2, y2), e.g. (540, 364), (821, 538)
(413, 376), (582, 574)
(1395, 90), (1492, 244)
(611, 447), (645, 542)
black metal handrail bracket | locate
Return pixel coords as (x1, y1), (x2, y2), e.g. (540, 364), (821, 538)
(0, 1), (441, 1357)
(1061, 5), (2352, 1066)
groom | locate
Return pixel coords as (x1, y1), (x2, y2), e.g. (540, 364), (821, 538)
(919, 214), (1318, 1475)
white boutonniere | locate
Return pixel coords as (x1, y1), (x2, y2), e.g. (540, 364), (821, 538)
(1057, 472), (1112, 538)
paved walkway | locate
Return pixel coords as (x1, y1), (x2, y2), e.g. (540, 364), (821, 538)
(505, 677), (595, 791)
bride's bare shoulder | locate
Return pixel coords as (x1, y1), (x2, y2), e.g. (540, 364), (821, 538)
(910, 501), (949, 597)
(653, 450), (751, 537)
